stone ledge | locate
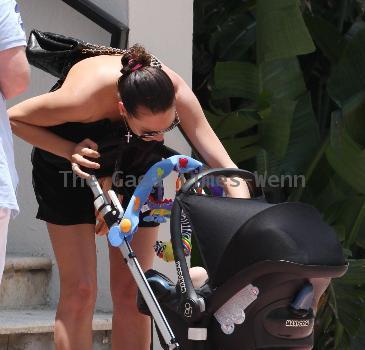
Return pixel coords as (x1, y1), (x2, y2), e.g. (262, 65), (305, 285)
(0, 309), (112, 334)
(4, 255), (52, 273)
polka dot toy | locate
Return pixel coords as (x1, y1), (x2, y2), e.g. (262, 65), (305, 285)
(120, 218), (131, 233)
(133, 197), (141, 212)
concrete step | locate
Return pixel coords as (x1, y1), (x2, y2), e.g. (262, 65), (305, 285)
(0, 309), (112, 350)
(0, 255), (52, 309)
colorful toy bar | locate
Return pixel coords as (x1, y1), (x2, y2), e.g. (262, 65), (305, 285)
(108, 155), (203, 248)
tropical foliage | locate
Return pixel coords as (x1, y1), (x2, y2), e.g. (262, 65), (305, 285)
(193, 0), (365, 348)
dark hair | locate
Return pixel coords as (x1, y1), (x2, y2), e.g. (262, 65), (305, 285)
(117, 44), (175, 117)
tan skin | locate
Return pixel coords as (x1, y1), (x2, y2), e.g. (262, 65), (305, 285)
(9, 54), (250, 350)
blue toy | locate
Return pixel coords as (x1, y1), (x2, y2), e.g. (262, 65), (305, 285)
(108, 155), (203, 248)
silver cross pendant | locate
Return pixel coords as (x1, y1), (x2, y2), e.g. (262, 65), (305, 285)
(125, 131), (133, 143)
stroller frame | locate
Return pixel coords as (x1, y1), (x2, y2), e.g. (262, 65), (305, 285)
(87, 174), (181, 349)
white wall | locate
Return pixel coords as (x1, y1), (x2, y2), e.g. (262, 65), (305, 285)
(128, 3), (194, 348)
(7, 0), (194, 325)
(128, 0), (194, 286)
(128, 0), (193, 85)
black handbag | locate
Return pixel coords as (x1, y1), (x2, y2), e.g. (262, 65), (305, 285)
(26, 29), (126, 80)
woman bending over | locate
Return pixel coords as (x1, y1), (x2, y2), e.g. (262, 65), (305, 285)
(9, 45), (250, 350)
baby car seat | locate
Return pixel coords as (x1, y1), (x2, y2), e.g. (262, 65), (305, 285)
(138, 168), (347, 350)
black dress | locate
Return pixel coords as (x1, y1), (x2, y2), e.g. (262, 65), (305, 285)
(31, 118), (165, 226)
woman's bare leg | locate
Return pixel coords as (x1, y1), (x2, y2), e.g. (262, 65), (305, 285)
(48, 223), (97, 350)
(109, 225), (159, 350)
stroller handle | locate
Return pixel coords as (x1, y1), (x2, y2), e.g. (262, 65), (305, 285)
(169, 168), (265, 323)
(180, 168), (265, 199)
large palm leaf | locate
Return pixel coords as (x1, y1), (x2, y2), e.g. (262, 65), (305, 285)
(193, 1), (365, 348)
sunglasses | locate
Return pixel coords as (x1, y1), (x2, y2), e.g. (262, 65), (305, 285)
(138, 111), (180, 138)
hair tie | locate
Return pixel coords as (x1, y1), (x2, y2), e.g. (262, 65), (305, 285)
(131, 63), (143, 72)
(128, 58), (143, 72)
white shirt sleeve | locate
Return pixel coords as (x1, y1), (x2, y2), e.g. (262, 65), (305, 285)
(0, 0), (26, 52)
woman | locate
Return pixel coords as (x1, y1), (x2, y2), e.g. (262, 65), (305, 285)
(9, 45), (250, 350)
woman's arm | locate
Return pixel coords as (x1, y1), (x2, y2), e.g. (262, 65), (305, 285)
(10, 117), (100, 172)
(8, 57), (106, 127)
(163, 65), (251, 198)
(8, 59), (105, 167)
(9, 90), (89, 159)
(9, 98), (100, 173)
(163, 66), (235, 169)
(11, 119), (76, 160)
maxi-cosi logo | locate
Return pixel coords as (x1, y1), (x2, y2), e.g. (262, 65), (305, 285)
(176, 261), (186, 293)
(285, 319), (310, 327)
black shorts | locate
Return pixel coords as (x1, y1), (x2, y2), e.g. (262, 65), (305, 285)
(31, 119), (165, 227)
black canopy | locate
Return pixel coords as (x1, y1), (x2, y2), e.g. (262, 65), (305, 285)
(178, 194), (346, 287)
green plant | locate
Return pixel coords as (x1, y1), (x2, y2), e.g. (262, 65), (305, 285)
(193, 0), (365, 348)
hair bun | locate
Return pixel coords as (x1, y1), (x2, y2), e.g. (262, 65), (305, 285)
(120, 44), (151, 75)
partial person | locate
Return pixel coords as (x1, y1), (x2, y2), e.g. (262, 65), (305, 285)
(0, 0), (30, 283)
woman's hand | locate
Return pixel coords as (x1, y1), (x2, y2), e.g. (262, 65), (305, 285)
(223, 177), (251, 199)
(70, 138), (100, 178)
